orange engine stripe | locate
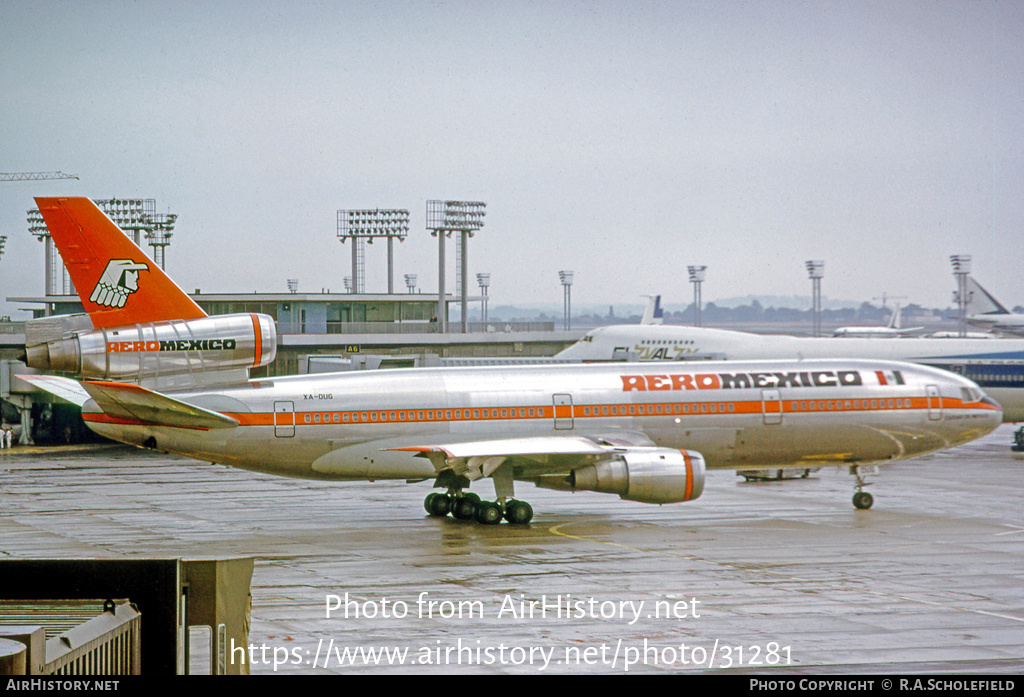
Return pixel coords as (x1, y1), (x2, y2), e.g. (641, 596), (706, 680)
(250, 314), (263, 368)
(682, 450), (693, 500)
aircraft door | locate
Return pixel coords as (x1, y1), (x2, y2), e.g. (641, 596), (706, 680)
(274, 401), (295, 437)
(926, 385), (942, 421)
(553, 394), (574, 430)
(762, 389), (782, 425)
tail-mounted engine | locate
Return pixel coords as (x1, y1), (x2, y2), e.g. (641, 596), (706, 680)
(24, 313), (276, 389)
(569, 448), (706, 503)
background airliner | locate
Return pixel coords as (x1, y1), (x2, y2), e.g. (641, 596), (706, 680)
(832, 305), (924, 338)
(964, 277), (1024, 336)
(19, 198), (1003, 522)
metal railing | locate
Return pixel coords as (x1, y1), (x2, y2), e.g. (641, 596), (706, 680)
(0, 600), (141, 675)
(45, 601), (141, 675)
(279, 320), (556, 335)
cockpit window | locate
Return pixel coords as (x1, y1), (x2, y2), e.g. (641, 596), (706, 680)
(960, 387), (982, 403)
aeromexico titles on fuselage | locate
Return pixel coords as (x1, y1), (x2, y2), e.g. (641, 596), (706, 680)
(619, 367), (893, 392)
(105, 338), (238, 353)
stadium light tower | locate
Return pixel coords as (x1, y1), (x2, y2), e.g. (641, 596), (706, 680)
(805, 260), (825, 337)
(950, 254), (972, 337)
(427, 200), (485, 333)
(687, 265), (707, 327)
(143, 213), (176, 270)
(337, 209), (410, 294)
(559, 270), (574, 331)
(476, 272), (491, 324)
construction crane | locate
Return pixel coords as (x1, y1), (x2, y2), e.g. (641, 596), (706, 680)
(0, 171), (79, 182)
(1, 172), (79, 262)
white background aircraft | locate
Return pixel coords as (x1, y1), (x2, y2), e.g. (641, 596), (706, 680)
(832, 304), (924, 338)
(556, 323), (1024, 422)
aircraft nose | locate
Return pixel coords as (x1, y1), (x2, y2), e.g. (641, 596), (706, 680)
(981, 395), (1004, 426)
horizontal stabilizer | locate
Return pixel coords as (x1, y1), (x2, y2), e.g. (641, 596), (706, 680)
(82, 380), (239, 430)
(15, 374), (93, 407)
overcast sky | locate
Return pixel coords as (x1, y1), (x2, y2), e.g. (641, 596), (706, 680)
(2, 0), (1021, 319)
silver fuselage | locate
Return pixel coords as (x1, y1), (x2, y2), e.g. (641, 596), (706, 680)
(81, 359), (1002, 483)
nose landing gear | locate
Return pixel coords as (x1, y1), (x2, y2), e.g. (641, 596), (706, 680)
(853, 490), (874, 510)
(850, 465), (878, 510)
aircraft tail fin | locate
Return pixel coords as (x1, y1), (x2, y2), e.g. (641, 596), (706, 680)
(887, 304), (902, 330)
(966, 277), (1011, 316)
(640, 295), (664, 325)
(34, 197), (207, 329)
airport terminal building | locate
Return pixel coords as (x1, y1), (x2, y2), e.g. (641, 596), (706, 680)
(0, 291), (579, 444)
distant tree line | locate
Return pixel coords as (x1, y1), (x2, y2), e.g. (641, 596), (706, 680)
(571, 301), (960, 328)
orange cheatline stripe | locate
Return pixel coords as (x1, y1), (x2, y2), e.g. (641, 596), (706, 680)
(84, 394), (999, 430)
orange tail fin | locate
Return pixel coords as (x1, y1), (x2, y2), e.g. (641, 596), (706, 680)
(34, 197), (207, 328)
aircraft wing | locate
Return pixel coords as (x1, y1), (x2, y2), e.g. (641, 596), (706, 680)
(387, 430), (703, 505)
(387, 431), (657, 479)
(81, 381), (239, 430)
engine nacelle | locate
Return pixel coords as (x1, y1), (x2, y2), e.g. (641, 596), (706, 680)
(24, 313), (276, 386)
(570, 448), (706, 503)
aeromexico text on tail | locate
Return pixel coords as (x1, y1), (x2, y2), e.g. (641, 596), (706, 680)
(20, 197), (1003, 524)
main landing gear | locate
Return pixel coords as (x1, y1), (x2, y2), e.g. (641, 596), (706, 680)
(424, 491), (534, 525)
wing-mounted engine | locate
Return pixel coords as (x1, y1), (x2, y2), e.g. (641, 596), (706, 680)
(569, 448), (706, 503)
(24, 312), (276, 390)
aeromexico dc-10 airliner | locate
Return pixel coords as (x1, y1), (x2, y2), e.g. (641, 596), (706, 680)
(20, 198), (1002, 523)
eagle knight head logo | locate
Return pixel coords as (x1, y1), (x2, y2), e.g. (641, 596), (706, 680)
(89, 259), (150, 309)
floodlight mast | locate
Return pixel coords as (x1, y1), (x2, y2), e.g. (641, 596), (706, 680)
(805, 260), (824, 337)
(477, 272), (491, 324)
(950, 254), (972, 337)
(427, 200), (485, 333)
(559, 270), (574, 331)
(687, 265), (707, 327)
(337, 209), (410, 294)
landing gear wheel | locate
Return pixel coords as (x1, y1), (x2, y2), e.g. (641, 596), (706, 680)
(853, 491), (874, 510)
(425, 492), (451, 517)
(474, 501), (503, 525)
(504, 500), (534, 525)
(452, 496), (478, 520)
